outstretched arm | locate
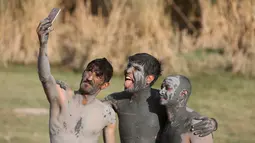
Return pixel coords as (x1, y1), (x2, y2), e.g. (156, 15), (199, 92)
(185, 107), (217, 137)
(37, 18), (62, 105)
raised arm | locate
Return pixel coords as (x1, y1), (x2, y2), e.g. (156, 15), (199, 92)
(37, 18), (61, 105)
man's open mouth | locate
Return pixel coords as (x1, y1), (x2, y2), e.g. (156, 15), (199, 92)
(124, 75), (134, 89)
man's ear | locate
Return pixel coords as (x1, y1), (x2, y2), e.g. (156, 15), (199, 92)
(100, 82), (110, 90)
(146, 75), (155, 85)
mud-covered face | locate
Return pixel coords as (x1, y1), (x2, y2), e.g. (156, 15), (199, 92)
(124, 62), (148, 93)
(79, 65), (105, 95)
(159, 76), (180, 105)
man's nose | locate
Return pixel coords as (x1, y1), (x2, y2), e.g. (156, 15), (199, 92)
(159, 89), (165, 95)
(87, 71), (93, 80)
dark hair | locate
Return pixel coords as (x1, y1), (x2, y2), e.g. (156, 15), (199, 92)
(86, 58), (113, 82)
(128, 53), (162, 85)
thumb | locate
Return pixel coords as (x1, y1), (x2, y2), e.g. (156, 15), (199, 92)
(48, 27), (54, 32)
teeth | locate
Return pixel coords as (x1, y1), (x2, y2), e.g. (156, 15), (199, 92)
(126, 76), (131, 80)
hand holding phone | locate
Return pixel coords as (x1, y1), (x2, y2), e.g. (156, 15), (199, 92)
(36, 8), (61, 44)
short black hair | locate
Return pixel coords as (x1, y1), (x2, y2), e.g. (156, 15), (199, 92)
(128, 53), (162, 85)
(86, 58), (113, 82)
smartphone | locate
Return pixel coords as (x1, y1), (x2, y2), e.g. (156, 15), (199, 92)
(47, 8), (61, 24)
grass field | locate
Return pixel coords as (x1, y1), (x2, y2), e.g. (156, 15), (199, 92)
(0, 65), (254, 143)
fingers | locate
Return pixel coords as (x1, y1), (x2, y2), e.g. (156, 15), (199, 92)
(198, 130), (211, 137)
(193, 116), (208, 120)
(37, 18), (52, 33)
(191, 121), (208, 131)
(193, 130), (203, 136)
(37, 18), (50, 31)
(41, 23), (52, 31)
(192, 128), (211, 137)
(45, 27), (54, 34)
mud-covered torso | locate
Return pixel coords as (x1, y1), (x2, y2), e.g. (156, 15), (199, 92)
(161, 108), (200, 143)
(49, 94), (114, 143)
(105, 88), (167, 143)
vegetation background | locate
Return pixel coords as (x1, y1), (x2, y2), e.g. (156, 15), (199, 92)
(0, 0), (254, 143)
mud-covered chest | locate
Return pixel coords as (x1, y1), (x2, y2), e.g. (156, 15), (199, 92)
(117, 99), (160, 138)
(161, 120), (192, 143)
(51, 103), (106, 137)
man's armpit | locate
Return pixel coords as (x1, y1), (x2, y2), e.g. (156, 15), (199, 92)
(56, 85), (67, 105)
(56, 84), (73, 106)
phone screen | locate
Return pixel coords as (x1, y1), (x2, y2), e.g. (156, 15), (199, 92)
(48, 8), (61, 24)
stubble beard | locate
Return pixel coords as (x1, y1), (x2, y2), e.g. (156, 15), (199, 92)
(125, 77), (148, 93)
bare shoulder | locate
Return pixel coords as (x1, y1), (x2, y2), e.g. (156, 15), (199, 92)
(94, 99), (115, 113)
(186, 107), (201, 117)
(102, 91), (128, 101)
(100, 100), (116, 125)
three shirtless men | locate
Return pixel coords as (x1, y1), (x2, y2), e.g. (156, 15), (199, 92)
(36, 17), (218, 143)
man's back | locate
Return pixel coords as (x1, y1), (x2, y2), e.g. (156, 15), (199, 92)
(50, 92), (115, 143)
(104, 88), (167, 143)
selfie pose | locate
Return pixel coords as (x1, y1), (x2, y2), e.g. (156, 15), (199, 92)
(36, 9), (116, 143)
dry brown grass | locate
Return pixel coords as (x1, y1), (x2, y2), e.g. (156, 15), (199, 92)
(0, 0), (255, 76)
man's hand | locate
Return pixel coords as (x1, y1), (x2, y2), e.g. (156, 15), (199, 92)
(190, 116), (218, 137)
(36, 18), (53, 45)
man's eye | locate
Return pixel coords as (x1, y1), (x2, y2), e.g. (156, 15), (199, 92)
(134, 66), (140, 71)
(127, 63), (132, 68)
(95, 71), (103, 77)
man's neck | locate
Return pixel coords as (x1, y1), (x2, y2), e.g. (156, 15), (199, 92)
(130, 86), (151, 101)
(76, 91), (97, 105)
(166, 104), (186, 122)
(82, 95), (96, 105)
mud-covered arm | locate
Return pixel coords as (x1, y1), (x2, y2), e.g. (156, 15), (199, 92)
(186, 107), (218, 137)
(37, 18), (60, 104)
(191, 116), (218, 137)
(103, 105), (117, 143)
